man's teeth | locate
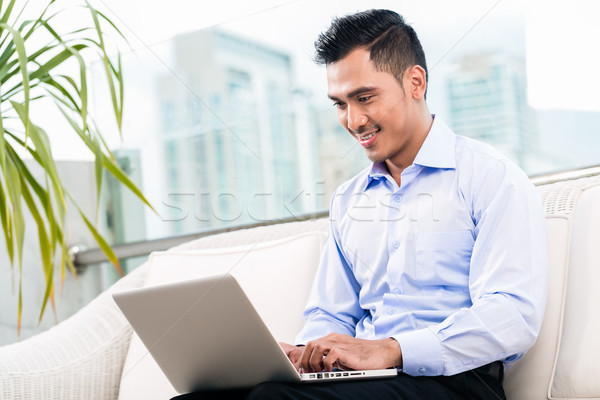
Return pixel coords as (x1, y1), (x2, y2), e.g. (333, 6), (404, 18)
(361, 131), (377, 141)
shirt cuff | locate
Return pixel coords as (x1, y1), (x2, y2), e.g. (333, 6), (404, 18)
(393, 328), (444, 376)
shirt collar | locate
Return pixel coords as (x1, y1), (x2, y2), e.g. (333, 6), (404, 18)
(363, 162), (389, 191)
(363, 115), (456, 191)
(413, 115), (456, 169)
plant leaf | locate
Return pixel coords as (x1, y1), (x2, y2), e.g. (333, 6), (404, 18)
(70, 194), (123, 276)
(55, 105), (157, 216)
(88, 132), (103, 221)
(5, 139), (69, 313)
(0, 103), (7, 174)
(5, 160), (25, 335)
(103, 155), (157, 214)
(18, 174), (55, 324)
(2, 43), (88, 98)
(11, 101), (67, 220)
(5, 157), (24, 271)
(86, 0), (122, 135)
(0, 22), (30, 135)
(0, 0), (16, 38)
(60, 241), (77, 294)
(5, 141), (49, 203)
(43, 77), (81, 114)
(28, 44), (87, 82)
(0, 179), (14, 265)
(4, 141), (63, 261)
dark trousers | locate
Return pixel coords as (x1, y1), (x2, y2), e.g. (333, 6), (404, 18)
(171, 362), (505, 400)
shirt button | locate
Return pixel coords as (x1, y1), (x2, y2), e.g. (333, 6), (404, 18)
(418, 368), (426, 374)
(393, 195), (402, 202)
(392, 241), (400, 249)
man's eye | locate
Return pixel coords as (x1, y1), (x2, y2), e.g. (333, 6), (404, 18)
(333, 102), (345, 108)
(358, 96), (373, 102)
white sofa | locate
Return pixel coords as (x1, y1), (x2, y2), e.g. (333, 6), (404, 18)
(1, 173), (599, 400)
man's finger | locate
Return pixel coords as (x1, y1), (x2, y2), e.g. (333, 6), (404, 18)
(308, 345), (327, 372)
(298, 342), (311, 372)
(299, 341), (320, 372)
(322, 348), (341, 372)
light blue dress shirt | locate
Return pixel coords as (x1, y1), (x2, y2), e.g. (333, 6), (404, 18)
(295, 116), (549, 377)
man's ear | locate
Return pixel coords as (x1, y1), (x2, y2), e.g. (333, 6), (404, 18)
(408, 65), (427, 100)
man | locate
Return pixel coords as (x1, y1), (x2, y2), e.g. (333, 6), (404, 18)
(175, 8), (548, 400)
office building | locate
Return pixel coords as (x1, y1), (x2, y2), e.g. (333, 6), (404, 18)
(446, 53), (537, 168)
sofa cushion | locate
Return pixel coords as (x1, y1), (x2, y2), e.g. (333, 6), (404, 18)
(117, 232), (326, 400)
(550, 185), (600, 399)
(503, 216), (570, 400)
(505, 178), (600, 400)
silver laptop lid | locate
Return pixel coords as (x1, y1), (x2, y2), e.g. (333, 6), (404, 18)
(113, 274), (300, 393)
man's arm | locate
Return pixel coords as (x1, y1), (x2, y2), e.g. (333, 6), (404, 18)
(294, 190), (365, 344)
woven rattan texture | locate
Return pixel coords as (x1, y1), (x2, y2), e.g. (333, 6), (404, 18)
(538, 175), (600, 216)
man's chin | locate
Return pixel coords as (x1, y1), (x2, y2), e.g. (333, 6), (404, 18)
(364, 150), (386, 164)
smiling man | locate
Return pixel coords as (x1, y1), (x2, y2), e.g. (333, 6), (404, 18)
(275, 8), (548, 400)
(174, 8), (548, 400)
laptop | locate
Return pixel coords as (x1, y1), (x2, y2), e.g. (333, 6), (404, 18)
(112, 273), (397, 393)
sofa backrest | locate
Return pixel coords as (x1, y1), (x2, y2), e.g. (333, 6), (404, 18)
(505, 175), (600, 400)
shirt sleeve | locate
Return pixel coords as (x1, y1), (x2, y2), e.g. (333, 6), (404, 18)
(294, 190), (366, 345)
(394, 161), (549, 376)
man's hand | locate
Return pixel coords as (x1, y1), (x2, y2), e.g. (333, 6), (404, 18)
(294, 333), (403, 373)
(279, 342), (304, 371)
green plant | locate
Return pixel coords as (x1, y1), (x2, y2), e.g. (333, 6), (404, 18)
(0, 0), (153, 332)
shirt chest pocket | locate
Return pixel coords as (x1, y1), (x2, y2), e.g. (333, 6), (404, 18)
(415, 230), (474, 287)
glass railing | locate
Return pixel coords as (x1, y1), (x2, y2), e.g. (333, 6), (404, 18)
(72, 165), (600, 272)
(71, 210), (329, 271)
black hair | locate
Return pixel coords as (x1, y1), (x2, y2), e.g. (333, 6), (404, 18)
(314, 9), (428, 90)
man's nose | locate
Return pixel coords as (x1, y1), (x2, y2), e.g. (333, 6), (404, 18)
(347, 106), (368, 132)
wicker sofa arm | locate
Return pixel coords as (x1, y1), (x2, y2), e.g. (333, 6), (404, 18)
(0, 265), (147, 400)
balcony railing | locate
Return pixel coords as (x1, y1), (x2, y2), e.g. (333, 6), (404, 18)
(72, 210), (329, 270)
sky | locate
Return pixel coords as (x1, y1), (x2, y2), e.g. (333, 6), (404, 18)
(525, 0), (600, 111)
(16, 0), (600, 160)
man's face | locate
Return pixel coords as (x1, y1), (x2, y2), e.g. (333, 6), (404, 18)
(326, 48), (422, 168)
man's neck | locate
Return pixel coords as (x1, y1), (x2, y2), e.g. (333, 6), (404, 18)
(385, 112), (434, 187)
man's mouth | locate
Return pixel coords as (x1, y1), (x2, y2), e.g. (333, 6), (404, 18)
(357, 128), (380, 146)
(359, 131), (377, 141)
